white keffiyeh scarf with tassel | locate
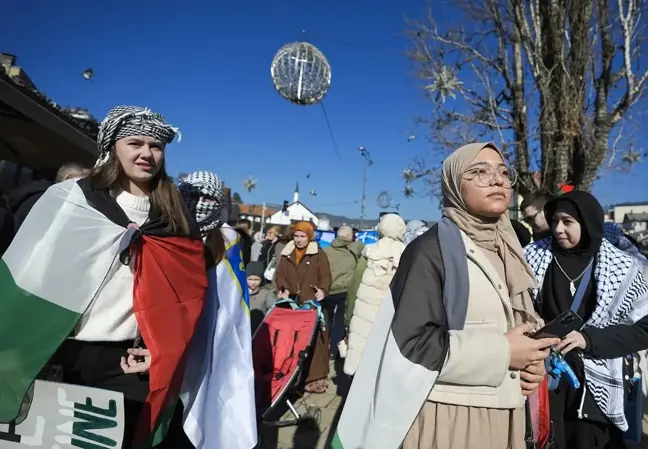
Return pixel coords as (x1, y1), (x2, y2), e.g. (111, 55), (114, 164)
(524, 237), (648, 430)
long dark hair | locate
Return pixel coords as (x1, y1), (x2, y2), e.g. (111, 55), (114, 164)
(87, 151), (191, 235)
(204, 227), (226, 269)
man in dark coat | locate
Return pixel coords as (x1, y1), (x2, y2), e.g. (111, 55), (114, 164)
(520, 192), (555, 241)
(0, 194), (13, 254)
(9, 162), (89, 233)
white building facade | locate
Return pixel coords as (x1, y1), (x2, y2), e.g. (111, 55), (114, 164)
(610, 202), (648, 224)
(266, 183), (319, 227)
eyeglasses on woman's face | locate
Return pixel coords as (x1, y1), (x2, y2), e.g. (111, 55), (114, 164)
(463, 163), (517, 188)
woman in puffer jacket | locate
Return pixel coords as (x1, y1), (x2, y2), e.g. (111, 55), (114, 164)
(343, 213), (407, 375)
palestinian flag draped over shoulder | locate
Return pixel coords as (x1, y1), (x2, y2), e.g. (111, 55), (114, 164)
(333, 217), (478, 449)
(331, 220), (468, 449)
(0, 177), (208, 447)
(331, 289), (440, 449)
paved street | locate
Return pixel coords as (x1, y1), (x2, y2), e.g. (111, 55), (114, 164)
(258, 360), (648, 449)
(258, 360), (347, 449)
(640, 417), (648, 449)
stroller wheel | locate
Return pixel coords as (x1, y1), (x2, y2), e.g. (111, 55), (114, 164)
(304, 405), (321, 427)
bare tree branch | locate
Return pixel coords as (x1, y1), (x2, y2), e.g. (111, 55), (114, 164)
(406, 0), (648, 199)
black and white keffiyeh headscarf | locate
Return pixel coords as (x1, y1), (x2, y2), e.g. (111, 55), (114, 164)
(524, 237), (648, 430)
(95, 105), (181, 167)
(177, 171), (227, 235)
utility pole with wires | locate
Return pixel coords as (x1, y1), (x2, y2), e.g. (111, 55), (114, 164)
(358, 146), (373, 229)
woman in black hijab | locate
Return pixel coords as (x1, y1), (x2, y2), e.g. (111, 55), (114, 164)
(540, 191), (603, 326)
(524, 190), (648, 449)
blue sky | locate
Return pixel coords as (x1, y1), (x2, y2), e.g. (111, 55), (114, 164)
(3, 0), (647, 220)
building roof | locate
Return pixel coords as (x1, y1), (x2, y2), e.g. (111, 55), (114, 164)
(284, 200), (317, 217)
(624, 212), (648, 222)
(611, 201), (648, 208)
(239, 204), (279, 216)
(0, 73), (99, 169)
(0, 64), (99, 140)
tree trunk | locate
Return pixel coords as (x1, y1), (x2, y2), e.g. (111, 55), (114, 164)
(581, 0), (615, 189)
(511, 35), (534, 195)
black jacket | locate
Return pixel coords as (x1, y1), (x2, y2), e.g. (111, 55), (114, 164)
(389, 224), (449, 371)
(259, 240), (278, 269)
(8, 180), (51, 234)
(0, 197), (13, 254)
(235, 228), (252, 267)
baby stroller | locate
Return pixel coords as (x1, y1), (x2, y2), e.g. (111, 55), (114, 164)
(252, 298), (326, 436)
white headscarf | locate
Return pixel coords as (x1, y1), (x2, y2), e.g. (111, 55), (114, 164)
(403, 220), (429, 245)
(364, 213), (407, 276)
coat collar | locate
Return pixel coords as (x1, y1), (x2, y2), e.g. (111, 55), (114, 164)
(281, 241), (319, 257)
(460, 232), (508, 297)
(460, 232), (517, 328)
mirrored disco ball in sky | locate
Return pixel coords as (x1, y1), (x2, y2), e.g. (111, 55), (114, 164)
(270, 42), (331, 106)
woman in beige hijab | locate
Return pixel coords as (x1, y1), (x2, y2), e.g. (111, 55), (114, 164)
(402, 143), (558, 449)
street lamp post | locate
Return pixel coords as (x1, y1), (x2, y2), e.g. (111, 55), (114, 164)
(358, 146), (373, 229)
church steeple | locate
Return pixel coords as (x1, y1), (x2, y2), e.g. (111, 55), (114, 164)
(293, 182), (300, 203)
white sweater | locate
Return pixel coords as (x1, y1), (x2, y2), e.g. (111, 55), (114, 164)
(73, 190), (150, 342)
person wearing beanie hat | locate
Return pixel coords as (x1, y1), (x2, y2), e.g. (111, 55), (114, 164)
(247, 261), (275, 331)
(294, 221), (315, 242)
(274, 220), (332, 393)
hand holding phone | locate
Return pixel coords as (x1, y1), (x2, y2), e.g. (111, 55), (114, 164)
(506, 323), (561, 370)
(530, 310), (583, 340)
(554, 330), (587, 355)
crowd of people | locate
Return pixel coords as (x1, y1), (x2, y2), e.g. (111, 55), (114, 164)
(1, 106), (648, 449)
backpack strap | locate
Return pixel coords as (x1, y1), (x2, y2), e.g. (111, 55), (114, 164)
(346, 247), (359, 262)
(569, 261), (594, 316)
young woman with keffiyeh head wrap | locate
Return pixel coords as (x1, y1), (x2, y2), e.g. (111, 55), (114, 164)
(177, 171), (258, 448)
(89, 105), (190, 235)
(177, 170), (229, 266)
(0, 105), (208, 449)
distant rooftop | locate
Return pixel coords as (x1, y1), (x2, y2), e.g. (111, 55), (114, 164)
(0, 52), (99, 140)
(609, 201), (648, 208)
(625, 212), (648, 221)
(238, 204), (279, 216)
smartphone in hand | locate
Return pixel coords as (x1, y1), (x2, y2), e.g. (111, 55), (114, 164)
(530, 310), (583, 340)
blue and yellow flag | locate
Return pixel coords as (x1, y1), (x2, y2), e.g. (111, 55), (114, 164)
(180, 225), (257, 449)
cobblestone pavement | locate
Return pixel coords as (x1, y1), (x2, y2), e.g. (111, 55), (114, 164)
(258, 360), (648, 449)
(258, 360), (347, 449)
(640, 417), (648, 448)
